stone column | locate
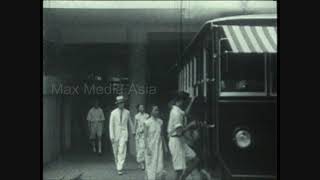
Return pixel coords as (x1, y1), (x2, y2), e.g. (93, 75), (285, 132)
(127, 27), (147, 156)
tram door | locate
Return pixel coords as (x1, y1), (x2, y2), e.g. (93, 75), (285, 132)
(178, 33), (217, 171)
(192, 34), (217, 171)
(202, 33), (218, 171)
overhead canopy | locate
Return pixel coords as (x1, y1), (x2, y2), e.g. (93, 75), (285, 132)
(222, 25), (277, 53)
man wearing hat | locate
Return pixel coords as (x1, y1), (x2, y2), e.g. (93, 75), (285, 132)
(109, 95), (134, 175)
(167, 91), (200, 180)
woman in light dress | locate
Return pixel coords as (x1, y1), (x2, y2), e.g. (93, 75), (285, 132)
(134, 104), (150, 170)
(144, 105), (167, 180)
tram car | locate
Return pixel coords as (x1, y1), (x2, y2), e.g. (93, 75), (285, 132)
(178, 14), (277, 180)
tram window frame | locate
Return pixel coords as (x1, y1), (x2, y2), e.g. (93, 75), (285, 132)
(270, 53), (277, 96)
(203, 46), (208, 97)
(194, 51), (203, 92)
(197, 52), (203, 85)
(219, 52), (267, 97)
(189, 58), (193, 95)
(192, 56), (199, 97)
(193, 56), (197, 87)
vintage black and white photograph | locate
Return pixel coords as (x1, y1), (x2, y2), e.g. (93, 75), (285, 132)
(43, 1), (277, 180)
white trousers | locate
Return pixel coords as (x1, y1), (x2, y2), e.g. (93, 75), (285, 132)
(169, 137), (196, 170)
(112, 138), (127, 171)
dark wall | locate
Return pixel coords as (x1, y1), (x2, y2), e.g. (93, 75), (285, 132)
(43, 76), (75, 165)
(44, 43), (129, 80)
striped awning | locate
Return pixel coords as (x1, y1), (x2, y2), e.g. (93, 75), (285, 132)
(222, 25), (277, 53)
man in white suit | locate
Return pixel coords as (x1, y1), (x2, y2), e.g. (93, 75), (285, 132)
(109, 95), (134, 175)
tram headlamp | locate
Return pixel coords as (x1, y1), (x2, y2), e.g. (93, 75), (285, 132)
(234, 129), (252, 149)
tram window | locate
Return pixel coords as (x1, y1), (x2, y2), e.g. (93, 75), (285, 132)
(270, 54), (277, 95)
(196, 55), (203, 83)
(220, 53), (266, 94)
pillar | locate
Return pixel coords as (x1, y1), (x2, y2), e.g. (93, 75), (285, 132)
(43, 76), (63, 165)
(127, 27), (147, 156)
(62, 96), (72, 152)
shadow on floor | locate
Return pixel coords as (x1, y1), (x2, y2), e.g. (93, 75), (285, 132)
(43, 149), (207, 180)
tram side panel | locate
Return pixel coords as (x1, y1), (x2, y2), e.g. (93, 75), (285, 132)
(218, 100), (276, 179)
(212, 25), (276, 179)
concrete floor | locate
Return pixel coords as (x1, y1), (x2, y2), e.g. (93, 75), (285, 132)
(43, 150), (202, 180)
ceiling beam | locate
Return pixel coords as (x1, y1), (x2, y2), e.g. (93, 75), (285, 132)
(43, 1), (275, 10)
